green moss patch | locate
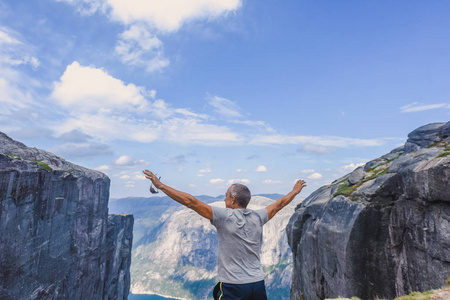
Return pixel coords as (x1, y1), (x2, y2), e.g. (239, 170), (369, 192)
(365, 154), (401, 173)
(427, 141), (450, 148)
(3, 153), (52, 172)
(34, 161), (52, 172)
(394, 290), (434, 300)
(437, 151), (450, 158)
(333, 167), (388, 198)
(334, 183), (359, 197)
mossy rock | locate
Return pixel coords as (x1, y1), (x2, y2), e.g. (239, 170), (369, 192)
(34, 161), (52, 172)
(333, 167), (388, 198)
(436, 151), (450, 158)
(394, 290), (435, 300)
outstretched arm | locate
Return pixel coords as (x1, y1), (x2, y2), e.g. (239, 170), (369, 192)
(143, 170), (213, 220)
(266, 179), (306, 220)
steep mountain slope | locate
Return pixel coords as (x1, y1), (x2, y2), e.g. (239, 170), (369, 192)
(128, 196), (300, 300)
(0, 132), (133, 299)
(287, 122), (450, 300)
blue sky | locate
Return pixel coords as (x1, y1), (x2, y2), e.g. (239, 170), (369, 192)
(1, 0), (449, 199)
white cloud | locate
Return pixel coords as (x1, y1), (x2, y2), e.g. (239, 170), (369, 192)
(58, 0), (241, 32)
(54, 0), (107, 15)
(95, 165), (110, 171)
(0, 26), (40, 69)
(107, 0), (242, 32)
(114, 155), (134, 166)
(250, 134), (390, 147)
(400, 102), (450, 113)
(262, 179), (282, 185)
(255, 165), (267, 172)
(231, 120), (275, 132)
(301, 169), (315, 174)
(307, 172), (323, 180)
(133, 173), (146, 180)
(0, 27), (41, 116)
(198, 168), (212, 173)
(227, 178), (250, 185)
(120, 174), (131, 179)
(210, 178), (225, 184)
(0, 76), (32, 111)
(115, 24), (169, 72)
(125, 181), (135, 188)
(50, 62), (242, 145)
(208, 95), (242, 118)
(112, 155), (147, 167)
(298, 144), (335, 154)
(336, 163), (365, 174)
(57, 0), (241, 72)
(163, 117), (241, 145)
(236, 168), (244, 173)
(55, 113), (160, 143)
(51, 61), (150, 113)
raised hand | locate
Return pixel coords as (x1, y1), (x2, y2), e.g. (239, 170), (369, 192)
(293, 179), (307, 194)
(142, 170), (163, 189)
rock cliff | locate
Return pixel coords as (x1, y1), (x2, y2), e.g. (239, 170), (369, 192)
(287, 122), (450, 300)
(0, 132), (133, 300)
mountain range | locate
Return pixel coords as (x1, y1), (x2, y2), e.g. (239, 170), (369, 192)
(109, 193), (299, 300)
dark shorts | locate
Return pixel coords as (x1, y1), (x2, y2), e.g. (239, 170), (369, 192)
(212, 280), (267, 300)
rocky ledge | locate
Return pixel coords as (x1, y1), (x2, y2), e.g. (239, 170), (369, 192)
(287, 122), (450, 300)
(0, 132), (133, 300)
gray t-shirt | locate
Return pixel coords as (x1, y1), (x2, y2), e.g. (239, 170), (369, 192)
(211, 206), (269, 284)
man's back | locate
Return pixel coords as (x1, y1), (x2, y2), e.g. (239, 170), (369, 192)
(143, 170), (306, 299)
(211, 207), (269, 284)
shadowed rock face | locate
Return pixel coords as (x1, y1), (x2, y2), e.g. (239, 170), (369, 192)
(287, 122), (450, 300)
(0, 132), (133, 300)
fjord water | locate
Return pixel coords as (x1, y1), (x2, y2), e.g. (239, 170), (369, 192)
(129, 293), (178, 300)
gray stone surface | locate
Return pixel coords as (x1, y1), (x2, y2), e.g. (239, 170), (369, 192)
(0, 132), (133, 300)
(348, 166), (365, 185)
(287, 122), (450, 300)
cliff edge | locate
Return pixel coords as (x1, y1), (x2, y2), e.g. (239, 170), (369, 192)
(0, 132), (133, 300)
(287, 122), (450, 300)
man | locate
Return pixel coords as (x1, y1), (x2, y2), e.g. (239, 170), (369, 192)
(143, 170), (306, 300)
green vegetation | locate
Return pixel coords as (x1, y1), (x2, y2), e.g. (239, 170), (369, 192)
(325, 297), (361, 300)
(436, 146), (450, 158)
(427, 141), (449, 148)
(34, 161), (52, 172)
(394, 277), (450, 300)
(437, 151), (450, 158)
(3, 153), (52, 172)
(332, 153), (401, 199)
(334, 184), (358, 197)
(365, 154), (401, 173)
(5, 153), (22, 160)
(394, 290), (434, 300)
(329, 177), (349, 188)
(333, 167), (388, 198)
